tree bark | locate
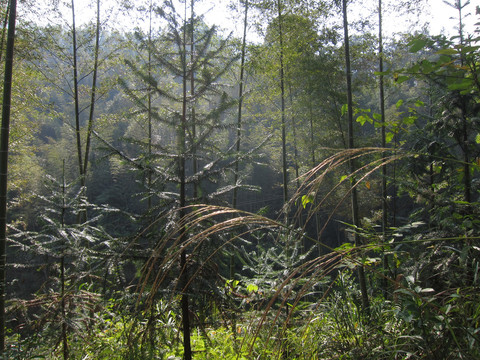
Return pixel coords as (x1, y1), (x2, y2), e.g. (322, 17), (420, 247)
(71, 0), (83, 181)
(277, 0), (288, 209)
(232, 0), (248, 210)
(342, 0), (370, 313)
(378, 0), (389, 299)
(83, 0), (101, 190)
(180, 3), (191, 359)
(0, 0), (17, 353)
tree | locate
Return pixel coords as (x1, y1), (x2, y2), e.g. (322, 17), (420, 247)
(118, 1), (239, 356)
(0, 0), (16, 353)
(340, 0), (369, 312)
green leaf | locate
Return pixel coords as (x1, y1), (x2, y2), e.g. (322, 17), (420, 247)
(341, 103), (348, 116)
(438, 55), (452, 65)
(408, 39), (427, 53)
(403, 115), (417, 125)
(386, 132), (394, 143)
(421, 59), (433, 73)
(447, 79), (472, 91)
(436, 48), (458, 55)
(475, 133), (480, 144)
(415, 100), (424, 107)
(246, 284), (258, 293)
(356, 114), (369, 126)
(396, 75), (409, 83)
(396, 99), (404, 109)
(301, 194), (314, 209)
(335, 242), (355, 252)
(373, 112), (382, 121)
(340, 175), (348, 183)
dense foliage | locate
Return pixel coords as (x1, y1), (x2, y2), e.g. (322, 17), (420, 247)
(0, 0), (479, 358)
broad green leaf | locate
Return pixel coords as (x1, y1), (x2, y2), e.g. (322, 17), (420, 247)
(436, 48), (458, 55)
(341, 103), (348, 116)
(340, 175), (348, 183)
(396, 99), (404, 108)
(374, 70), (391, 76)
(301, 194), (314, 209)
(386, 132), (394, 143)
(246, 284), (258, 293)
(476, 133), (480, 144)
(408, 38), (427, 53)
(373, 112), (382, 121)
(396, 75), (409, 83)
(438, 55), (452, 65)
(356, 114), (368, 126)
(415, 100), (424, 107)
(421, 59), (433, 73)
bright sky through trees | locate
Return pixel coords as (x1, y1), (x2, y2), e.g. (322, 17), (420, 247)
(32, 0), (478, 41)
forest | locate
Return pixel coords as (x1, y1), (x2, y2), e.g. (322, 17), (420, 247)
(0, 0), (478, 358)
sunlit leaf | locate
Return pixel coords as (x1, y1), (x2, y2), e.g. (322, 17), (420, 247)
(386, 132), (394, 143)
(408, 38), (427, 53)
(301, 194), (314, 209)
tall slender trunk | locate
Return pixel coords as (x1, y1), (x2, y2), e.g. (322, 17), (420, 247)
(147, 1), (153, 211)
(232, 0), (248, 210)
(231, 0), (249, 282)
(180, 3), (191, 359)
(71, 0), (86, 225)
(0, 0), (17, 353)
(61, 161), (68, 360)
(0, 1), (10, 64)
(190, 0), (198, 200)
(378, 0), (389, 298)
(71, 0), (83, 181)
(342, 0), (369, 312)
(288, 85), (300, 191)
(277, 0), (288, 209)
(83, 0), (101, 188)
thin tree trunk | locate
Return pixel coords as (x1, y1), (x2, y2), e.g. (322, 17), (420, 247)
(231, 0), (249, 282)
(0, 0), (17, 353)
(277, 0), (288, 209)
(180, 3), (191, 359)
(288, 85), (300, 191)
(61, 160), (68, 360)
(191, 0), (198, 200)
(147, 0), (153, 211)
(0, 1), (10, 64)
(378, 0), (389, 299)
(83, 0), (100, 189)
(342, 0), (369, 313)
(232, 0), (248, 210)
(71, 0), (83, 181)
